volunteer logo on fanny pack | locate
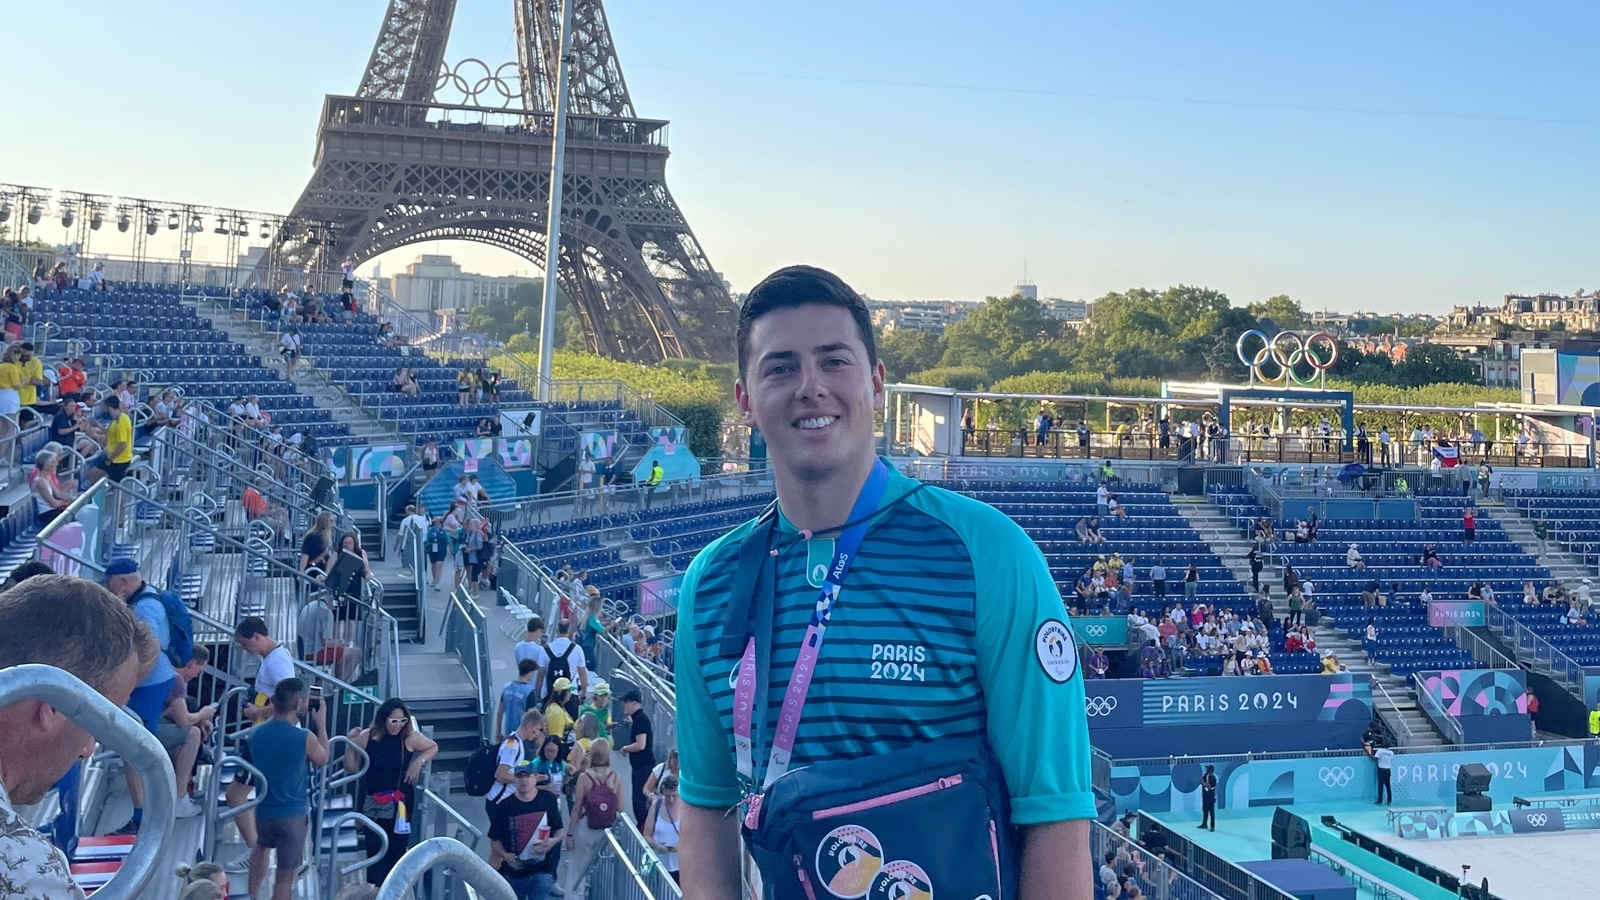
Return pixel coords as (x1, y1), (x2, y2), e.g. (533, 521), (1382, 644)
(1034, 619), (1079, 684)
(868, 860), (932, 900)
(815, 825), (884, 898)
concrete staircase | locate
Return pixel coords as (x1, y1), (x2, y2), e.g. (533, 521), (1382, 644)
(1487, 505), (1595, 586)
(1175, 496), (1447, 748)
(179, 293), (392, 441)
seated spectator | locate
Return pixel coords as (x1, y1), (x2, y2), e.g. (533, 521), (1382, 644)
(1293, 520), (1311, 543)
(55, 357), (87, 401)
(1253, 651), (1274, 675)
(1418, 584), (1434, 605)
(1254, 517), (1275, 545)
(1084, 515), (1106, 545)
(1107, 495), (1128, 519)
(1467, 582), (1483, 601)
(1421, 544), (1442, 569)
(1543, 581), (1566, 606)
(1346, 543), (1365, 569)
(1523, 580), (1539, 605)
(29, 449), (73, 525)
(1562, 599), (1588, 627)
(1320, 651), (1341, 674)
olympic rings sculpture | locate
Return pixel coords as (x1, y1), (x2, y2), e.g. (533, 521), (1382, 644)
(434, 59), (523, 109)
(1235, 329), (1340, 386)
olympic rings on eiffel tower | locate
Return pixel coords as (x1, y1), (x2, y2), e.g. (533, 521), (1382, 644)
(1235, 330), (1340, 385)
(435, 59), (523, 109)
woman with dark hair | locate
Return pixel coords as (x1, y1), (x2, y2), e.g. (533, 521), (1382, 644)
(345, 698), (440, 884)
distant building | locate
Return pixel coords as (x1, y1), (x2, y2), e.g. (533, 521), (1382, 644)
(870, 299), (983, 334)
(1499, 290), (1600, 332)
(1041, 298), (1088, 322)
(386, 254), (538, 314)
(1446, 305), (1500, 330)
(1440, 331), (1600, 389)
(1011, 283), (1038, 301)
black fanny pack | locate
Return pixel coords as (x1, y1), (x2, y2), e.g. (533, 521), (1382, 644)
(742, 734), (1019, 900)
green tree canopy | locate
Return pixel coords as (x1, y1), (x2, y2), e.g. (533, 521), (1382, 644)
(1247, 294), (1309, 331)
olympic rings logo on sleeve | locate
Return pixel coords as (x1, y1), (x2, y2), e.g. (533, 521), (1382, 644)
(1236, 330), (1340, 386)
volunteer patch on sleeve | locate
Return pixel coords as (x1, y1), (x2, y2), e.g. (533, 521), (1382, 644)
(1034, 619), (1079, 683)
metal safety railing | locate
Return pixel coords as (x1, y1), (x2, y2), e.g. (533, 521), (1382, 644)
(1413, 678), (1467, 746)
(1091, 820), (1223, 900)
(376, 837), (517, 900)
(0, 666), (177, 900)
(1369, 678), (1418, 747)
(1442, 622), (1519, 669)
(595, 632), (676, 757)
(443, 587), (494, 741)
(500, 469), (775, 531)
(1485, 602), (1589, 694)
(587, 815), (685, 900)
(1138, 812), (1296, 900)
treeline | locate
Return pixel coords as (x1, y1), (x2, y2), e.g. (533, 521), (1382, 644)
(878, 288), (1478, 390)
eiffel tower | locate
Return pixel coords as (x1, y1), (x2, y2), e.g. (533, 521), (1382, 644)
(266, 0), (735, 363)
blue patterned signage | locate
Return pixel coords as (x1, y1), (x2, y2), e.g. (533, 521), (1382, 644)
(1417, 669), (1529, 743)
(1069, 616), (1127, 646)
(1427, 600), (1486, 627)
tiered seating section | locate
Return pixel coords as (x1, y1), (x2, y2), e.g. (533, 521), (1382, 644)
(950, 480), (1254, 611)
(1501, 489), (1600, 665)
(1274, 495), (1534, 675)
(32, 286), (352, 443)
(631, 495), (778, 569)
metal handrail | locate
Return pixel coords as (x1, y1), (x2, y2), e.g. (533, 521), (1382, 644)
(419, 785), (484, 848)
(1368, 678), (1416, 746)
(323, 811), (390, 900)
(1485, 603), (1589, 691)
(215, 755), (268, 823)
(0, 666), (176, 900)
(376, 837), (517, 900)
(1443, 622), (1519, 669)
(152, 416), (314, 512)
(1105, 733), (1594, 767)
(328, 735), (370, 791)
(1413, 677), (1466, 745)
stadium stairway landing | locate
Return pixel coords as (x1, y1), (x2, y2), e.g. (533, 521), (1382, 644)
(181, 293), (392, 441)
(1176, 497), (1448, 748)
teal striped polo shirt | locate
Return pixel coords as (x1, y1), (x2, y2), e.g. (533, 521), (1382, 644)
(674, 464), (1096, 826)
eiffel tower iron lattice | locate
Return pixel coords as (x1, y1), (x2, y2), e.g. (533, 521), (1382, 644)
(263, 0), (735, 363)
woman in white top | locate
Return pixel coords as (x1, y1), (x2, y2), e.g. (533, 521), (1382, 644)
(642, 774), (681, 883)
(642, 747), (679, 804)
(31, 449), (72, 525)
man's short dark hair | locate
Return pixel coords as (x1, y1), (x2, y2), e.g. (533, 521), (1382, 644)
(273, 677), (305, 714)
(4, 560), (56, 588)
(190, 645), (211, 666)
(235, 616), (269, 640)
(104, 396), (121, 410)
(517, 658), (538, 676)
(736, 265), (875, 380)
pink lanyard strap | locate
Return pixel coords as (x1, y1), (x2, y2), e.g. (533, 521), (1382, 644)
(733, 461), (890, 792)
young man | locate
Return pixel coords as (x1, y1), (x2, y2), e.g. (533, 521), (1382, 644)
(102, 558), (177, 834)
(513, 618), (550, 700)
(674, 266), (1094, 899)
(0, 576), (151, 900)
(496, 659), (540, 743)
(615, 689), (655, 824)
(248, 678), (330, 900)
(228, 617), (297, 867)
(488, 710), (548, 819)
(488, 762), (565, 898)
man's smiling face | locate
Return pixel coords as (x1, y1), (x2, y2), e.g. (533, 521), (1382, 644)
(736, 303), (884, 485)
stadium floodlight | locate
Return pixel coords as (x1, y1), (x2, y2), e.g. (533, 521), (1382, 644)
(60, 204), (75, 228)
(260, 221), (271, 240)
(188, 214), (203, 233)
(0, 198), (10, 223)
(214, 217), (230, 235)
(27, 204), (41, 225)
(146, 216), (160, 236)
(167, 211), (180, 230)
(116, 209), (131, 232)
(235, 219), (250, 237)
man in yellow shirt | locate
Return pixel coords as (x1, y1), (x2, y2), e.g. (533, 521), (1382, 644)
(93, 395), (134, 483)
(17, 343), (46, 415)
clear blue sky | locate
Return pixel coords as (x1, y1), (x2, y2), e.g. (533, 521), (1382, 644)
(4, 1), (1597, 314)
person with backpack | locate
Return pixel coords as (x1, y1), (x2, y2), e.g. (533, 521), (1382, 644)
(104, 557), (186, 834)
(542, 618), (589, 698)
(472, 710), (548, 820)
(558, 738), (625, 897)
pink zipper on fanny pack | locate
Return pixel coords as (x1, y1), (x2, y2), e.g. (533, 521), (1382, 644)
(794, 857), (819, 900)
(810, 774), (964, 819)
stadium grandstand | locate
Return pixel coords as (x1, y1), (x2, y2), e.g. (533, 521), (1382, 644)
(2, 277), (1597, 898)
